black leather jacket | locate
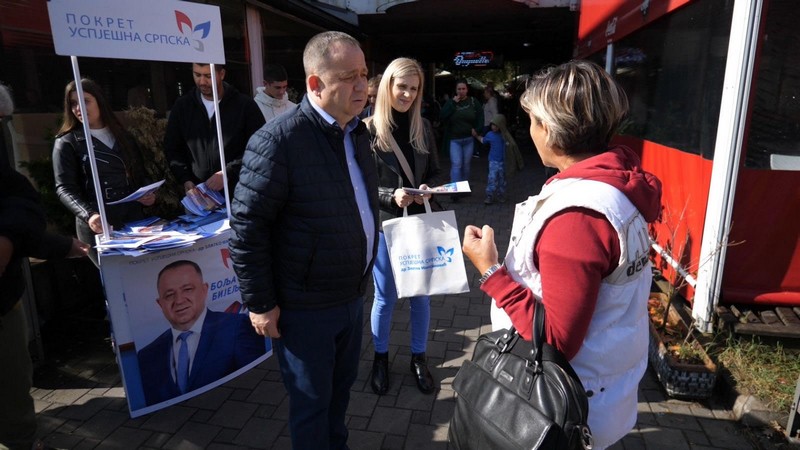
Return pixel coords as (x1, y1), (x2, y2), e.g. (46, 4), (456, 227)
(52, 129), (146, 227)
(369, 117), (445, 226)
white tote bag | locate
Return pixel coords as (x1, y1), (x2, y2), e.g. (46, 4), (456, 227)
(382, 199), (470, 298)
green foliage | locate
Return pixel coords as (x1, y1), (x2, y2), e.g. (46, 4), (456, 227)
(124, 107), (184, 220)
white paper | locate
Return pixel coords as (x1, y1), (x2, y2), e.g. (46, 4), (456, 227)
(403, 181), (471, 195)
(107, 180), (165, 205)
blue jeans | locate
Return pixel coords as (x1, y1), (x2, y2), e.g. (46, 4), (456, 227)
(486, 160), (506, 198)
(371, 232), (430, 354)
(449, 136), (474, 182)
(273, 297), (363, 450)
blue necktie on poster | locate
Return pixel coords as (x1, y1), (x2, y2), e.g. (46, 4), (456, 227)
(176, 331), (192, 393)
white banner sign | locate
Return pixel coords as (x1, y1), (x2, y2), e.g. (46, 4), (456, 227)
(47, 0), (225, 64)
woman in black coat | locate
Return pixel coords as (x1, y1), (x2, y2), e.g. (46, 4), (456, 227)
(365, 57), (444, 396)
(52, 78), (155, 265)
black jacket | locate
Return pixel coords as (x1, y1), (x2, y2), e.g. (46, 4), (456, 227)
(1, 138), (71, 316)
(164, 82), (265, 190)
(229, 96), (379, 313)
(52, 129), (147, 228)
(369, 117), (445, 226)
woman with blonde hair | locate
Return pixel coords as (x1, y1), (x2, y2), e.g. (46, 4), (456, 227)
(365, 57), (444, 395)
(463, 60), (662, 449)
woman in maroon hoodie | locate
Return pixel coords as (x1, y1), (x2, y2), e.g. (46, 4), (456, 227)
(462, 60), (662, 449)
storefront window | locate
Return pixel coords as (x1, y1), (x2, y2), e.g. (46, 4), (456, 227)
(602, 1), (733, 159)
(745, 0), (800, 169)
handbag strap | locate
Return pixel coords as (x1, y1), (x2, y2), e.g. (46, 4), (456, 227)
(387, 133), (416, 188)
(530, 299), (546, 365)
(530, 300), (582, 381)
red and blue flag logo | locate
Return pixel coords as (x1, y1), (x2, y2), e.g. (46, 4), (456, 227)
(175, 11), (211, 51)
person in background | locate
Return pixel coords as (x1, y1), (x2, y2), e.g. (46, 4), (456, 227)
(473, 113), (515, 205)
(52, 78), (155, 266)
(254, 63), (297, 123)
(360, 74), (381, 119)
(364, 57), (444, 396)
(440, 79), (482, 201)
(229, 31), (378, 449)
(0, 83), (89, 450)
(164, 63), (264, 195)
(482, 85), (499, 133)
(462, 60), (662, 450)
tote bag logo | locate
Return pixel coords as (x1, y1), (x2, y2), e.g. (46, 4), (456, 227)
(175, 11), (211, 51)
(398, 246), (455, 272)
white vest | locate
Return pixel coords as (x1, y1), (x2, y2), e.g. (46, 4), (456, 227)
(493, 178), (651, 449)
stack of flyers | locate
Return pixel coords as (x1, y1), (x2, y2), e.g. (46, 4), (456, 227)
(167, 211), (227, 232)
(139, 233), (203, 251)
(96, 231), (204, 256)
(181, 183), (226, 216)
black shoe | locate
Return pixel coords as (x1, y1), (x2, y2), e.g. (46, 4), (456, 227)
(410, 352), (435, 394)
(371, 352), (389, 395)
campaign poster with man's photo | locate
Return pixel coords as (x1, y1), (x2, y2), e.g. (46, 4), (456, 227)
(101, 231), (272, 417)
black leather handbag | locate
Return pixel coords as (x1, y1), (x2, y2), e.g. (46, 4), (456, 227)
(449, 300), (594, 450)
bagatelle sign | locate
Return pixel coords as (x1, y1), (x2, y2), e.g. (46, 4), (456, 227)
(452, 51), (495, 68)
(47, 0), (225, 64)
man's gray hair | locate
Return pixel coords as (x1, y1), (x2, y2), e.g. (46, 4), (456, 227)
(302, 31), (361, 79)
(0, 83), (14, 117)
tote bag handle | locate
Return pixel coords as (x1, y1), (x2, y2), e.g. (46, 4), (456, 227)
(402, 197), (432, 217)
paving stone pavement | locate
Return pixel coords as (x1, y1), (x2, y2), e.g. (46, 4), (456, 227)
(31, 150), (776, 449)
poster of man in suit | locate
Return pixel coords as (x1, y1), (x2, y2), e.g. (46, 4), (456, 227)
(101, 232), (271, 416)
(137, 259), (266, 406)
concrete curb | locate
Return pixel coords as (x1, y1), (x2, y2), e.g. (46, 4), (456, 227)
(719, 367), (789, 428)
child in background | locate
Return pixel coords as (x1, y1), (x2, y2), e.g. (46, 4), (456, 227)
(473, 114), (515, 204)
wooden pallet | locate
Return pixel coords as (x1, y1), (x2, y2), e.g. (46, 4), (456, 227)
(716, 305), (800, 338)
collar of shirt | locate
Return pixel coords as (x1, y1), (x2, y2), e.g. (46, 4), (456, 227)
(308, 96), (360, 132)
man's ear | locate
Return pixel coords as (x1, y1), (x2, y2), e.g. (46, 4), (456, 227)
(218, 68), (226, 81)
(307, 75), (324, 96)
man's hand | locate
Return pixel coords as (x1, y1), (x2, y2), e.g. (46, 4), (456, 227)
(462, 225), (499, 275)
(67, 238), (90, 258)
(183, 181), (196, 193)
(250, 306), (281, 338)
(88, 213), (104, 234)
(205, 171), (224, 191)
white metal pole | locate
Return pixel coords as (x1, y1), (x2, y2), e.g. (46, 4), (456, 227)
(693, 0), (763, 333)
(209, 63), (232, 222)
(70, 56), (111, 242)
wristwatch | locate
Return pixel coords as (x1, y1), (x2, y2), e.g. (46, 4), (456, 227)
(479, 263), (502, 285)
